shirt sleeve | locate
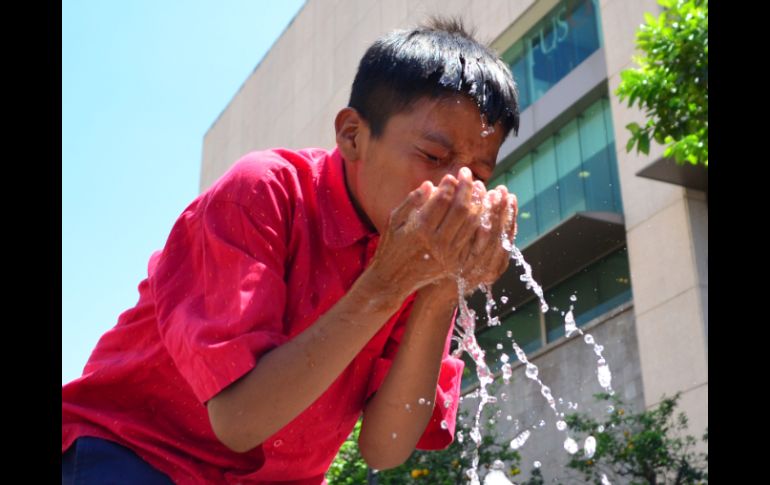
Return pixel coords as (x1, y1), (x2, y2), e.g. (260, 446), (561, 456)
(365, 305), (465, 451)
(149, 161), (294, 404)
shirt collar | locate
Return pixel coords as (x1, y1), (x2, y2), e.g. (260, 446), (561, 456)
(317, 147), (377, 249)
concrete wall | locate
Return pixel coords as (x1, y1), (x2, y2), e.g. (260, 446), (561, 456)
(599, 0), (708, 452)
(460, 304), (643, 483)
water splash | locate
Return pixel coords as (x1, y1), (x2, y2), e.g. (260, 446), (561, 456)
(483, 460), (514, 485)
(563, 296), (614, 395)
(564, 437), (579, 454)
(448, 198), (617, 481)
(509, 430), (531, 450)
(584, 436), (597, 459)
(452, 277), (496, 485)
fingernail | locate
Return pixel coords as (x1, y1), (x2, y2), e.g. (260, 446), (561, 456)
(459, 167), (472, 180)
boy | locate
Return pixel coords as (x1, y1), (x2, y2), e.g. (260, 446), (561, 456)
(62, 16), (520, 484)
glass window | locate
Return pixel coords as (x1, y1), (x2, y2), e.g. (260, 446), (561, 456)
(507, 154), (537, 247)
(544, 248), (632, 342)
(533, 138), (561, 234)
(579, 102), (614, 212)
(602, 98), (623, 214)
(554, 120), (586, 217)
(500, 96), (621, 249)
(501, 0), (603, 111)
(504, 301), (542, 358)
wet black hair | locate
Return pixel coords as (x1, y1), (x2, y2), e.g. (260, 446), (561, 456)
(348, 16), (520, 140)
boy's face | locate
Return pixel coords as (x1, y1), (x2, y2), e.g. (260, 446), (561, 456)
(340, 93), (506, 235)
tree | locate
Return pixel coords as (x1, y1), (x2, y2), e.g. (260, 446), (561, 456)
(616, 0), (708, 168)
(561, 392), (708, 484)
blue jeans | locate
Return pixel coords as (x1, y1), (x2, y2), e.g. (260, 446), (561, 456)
(62, 436), (174, 484)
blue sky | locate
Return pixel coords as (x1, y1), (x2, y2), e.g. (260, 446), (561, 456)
(62, 0), (306, 384)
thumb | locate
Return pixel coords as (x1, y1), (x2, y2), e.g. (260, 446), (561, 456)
(389, 181), (433, 230)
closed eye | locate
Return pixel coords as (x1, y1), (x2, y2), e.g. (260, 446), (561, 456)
(418, 149), (443, 164)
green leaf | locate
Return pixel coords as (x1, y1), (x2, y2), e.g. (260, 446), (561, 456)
(626, 122), (641, 135)
(639, 133), (650, 154)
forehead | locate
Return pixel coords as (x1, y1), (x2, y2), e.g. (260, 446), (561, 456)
(384, 94), (505, 161)
(390, 95), (502, 138)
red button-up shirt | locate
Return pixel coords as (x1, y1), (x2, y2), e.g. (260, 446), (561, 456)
(62, 147), (464, 484)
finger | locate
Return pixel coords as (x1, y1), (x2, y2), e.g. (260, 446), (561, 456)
(507, 193), (518, 242)
(388, 181), (432, 230)
(448, 178), (488, 253)
(466, 190), (499, 257)
(436, 167), (476, 242)
(419, 174), (458, 233)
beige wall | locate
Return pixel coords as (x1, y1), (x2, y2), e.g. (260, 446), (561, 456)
(600, 0), (708, 450)
(201, 0), (708, 469)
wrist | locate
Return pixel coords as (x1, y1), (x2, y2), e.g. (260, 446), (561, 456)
(355, 262), (413, 313)
(416, 279), (459, 310)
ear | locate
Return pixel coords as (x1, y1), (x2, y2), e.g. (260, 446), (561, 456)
(334, 107), (368, 163)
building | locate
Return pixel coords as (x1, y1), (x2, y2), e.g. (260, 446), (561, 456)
(200, 0), (708, 481)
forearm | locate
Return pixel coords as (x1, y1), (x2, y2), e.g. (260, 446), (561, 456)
(358, 283), (458, 469)
(207, 267), (410, 453)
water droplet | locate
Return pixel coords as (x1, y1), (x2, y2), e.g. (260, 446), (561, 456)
(506, 415), (512, 421)
(556, 420), (567, 431)
(584, 334), (595, 345)
(540, 303), (549, 313)
(584, 436), (597, 459)
(423, 253), (430, 260)
(564, 437), (579, 454)
(564, 311), (577, 337)
(606, 405), (615, 414)
(500, 353), (509, 363)
(525, 363), (538, 379)
(500, 296), (509, 304)
(441, 420), (449, 429)
(502, 363), (512, 384)
(457, 431), (464, 443)
(444, 399), (451, 408)
(273, 439), (283, 447)
(539, 420), (546, 427)
(601, 473), (612, 485)
(418, 398), (426, 405)
(510, 430), (531, 449)
(405, 403), (412, 412)
(598, 365), (612, 389)
(570, 294), (577, 302)
(533, 461), (542, 468)
(598, 425), (605, 432)
(506, 330), (512, 338)
(392, 432), (397, 439)
(496, 343), (503, 350)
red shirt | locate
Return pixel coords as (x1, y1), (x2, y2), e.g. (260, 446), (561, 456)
(62, 146), (464, 484)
